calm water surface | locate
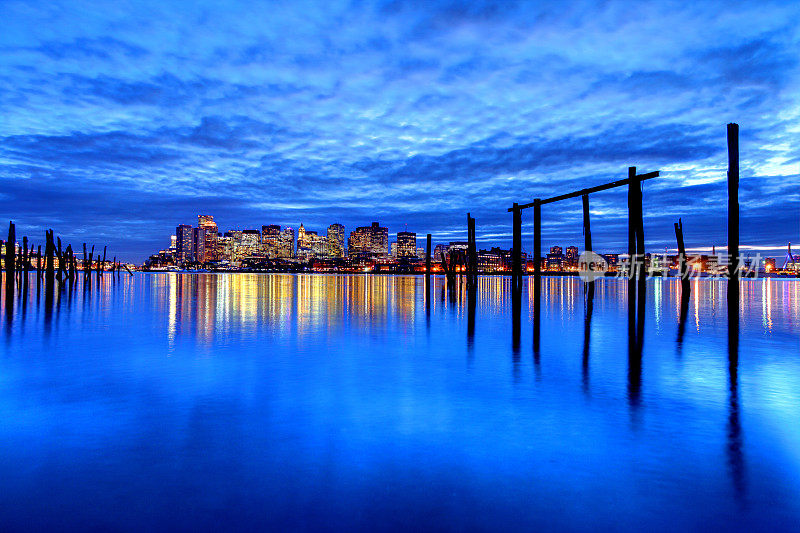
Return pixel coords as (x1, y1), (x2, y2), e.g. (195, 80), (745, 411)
(1, 273), (799, 531)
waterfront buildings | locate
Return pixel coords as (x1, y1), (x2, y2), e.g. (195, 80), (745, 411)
(327, 224), (345, 258)
(348, 222), (388, 259)
(397, 231), (417, 258)
(175, 224), (193, 263)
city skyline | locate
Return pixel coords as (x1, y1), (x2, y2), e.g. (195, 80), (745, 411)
(2, 1), (799, 262)
(145, 213), (796, 274)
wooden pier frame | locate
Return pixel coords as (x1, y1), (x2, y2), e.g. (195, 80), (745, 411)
(508, 169), (659, 282)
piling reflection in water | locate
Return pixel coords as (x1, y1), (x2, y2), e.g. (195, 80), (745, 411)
(2, 273), (799, 530)
(727, 280), (746, 501)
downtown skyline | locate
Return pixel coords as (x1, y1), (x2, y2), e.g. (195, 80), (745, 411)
(2, 1), (799, 262)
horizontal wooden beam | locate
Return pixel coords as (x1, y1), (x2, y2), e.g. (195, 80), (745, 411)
(508, 171), (659, 212)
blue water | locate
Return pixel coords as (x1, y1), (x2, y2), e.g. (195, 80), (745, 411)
(1, 273), (799, 531)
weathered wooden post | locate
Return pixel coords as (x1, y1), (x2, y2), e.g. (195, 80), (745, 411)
(533, 198), (542, 278)
(101, 246), (107, 278)
(5, 222), (15, 292)
(582, 194), (592, 254)
(36, 245), (42, 280)
(627, 166), (639, 278)
(467, 213), (477, 289)
(582, 193), (595, 303)
(45, 230), (55, 285)
(512, 203), (522, 289)
(22, 236), (29, 277)
(425, 234), (432, 275)
(674, 218), (690, 293)
(56, 237), (65, 283)
(727, 123), (739, 282)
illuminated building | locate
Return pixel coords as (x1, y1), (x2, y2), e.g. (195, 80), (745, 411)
(327, 223), (345, 258)
(192, 227), (206, 263)
(297, 224), (308, 249)
(176, 224), (193, 263)
(261, 225), (281, 258)
(278, 227), (294, 259)
(348, 222), (388, 258)
(546, 246), (564, 271)
(478, 249), (503, 272)
(310, 233), (328, 258)
(565, 246), (579, 270)
(240, 230), (261, 258)
(296, 224), (327, 261)
(198, 215), (218, 262)
(397, 231), (417, 258)
(217, 235), (234, 261)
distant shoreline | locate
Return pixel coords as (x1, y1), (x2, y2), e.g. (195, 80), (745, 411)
(138, 270), (800, 279)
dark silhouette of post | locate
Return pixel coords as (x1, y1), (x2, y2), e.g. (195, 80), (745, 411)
(466, 214), (477, 289)
(22, 236), (29, 278)
(582, 193), (595, 296)
(533, 199), (541, 279)
(674, 218), (690, 294)
(628, 166), (645, 279)
(511, 277), (521, 365)
(727, 123), (739, 283)
(582, 280), (593, 393)
(45, 230), (55, 284)
(726, 268), (745, 499)
(582, 194), (592, 254)
(425, 234), (432, 275)
(512, 202), (522, 290)
(5, 222), (16, 293)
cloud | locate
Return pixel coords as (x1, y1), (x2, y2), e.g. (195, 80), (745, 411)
(0, 0), (798, 261)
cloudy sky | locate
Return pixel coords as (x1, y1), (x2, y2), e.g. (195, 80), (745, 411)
(2, 0), (798, 262)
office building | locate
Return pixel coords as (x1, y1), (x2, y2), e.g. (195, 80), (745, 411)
(327, 223), (345, 258)
(176, 224), (193, 263)
(397, 231), (417, 258)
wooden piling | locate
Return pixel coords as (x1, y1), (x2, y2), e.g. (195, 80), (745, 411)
(467, 214), (477, 288)
(5, 222), (15, 291)
(533, 199), (542, 278)
(45, 230), (55, 282)
(627, 167), (637, 278)
(512, 203), (522, 287)
(582, 194), (592, 254)
(674, 218), (690, 292)
(426, 234), (432, 275)
(22, 236), (29, 276)
(56, 237), (64, 283)
(727, 123), (739, 281)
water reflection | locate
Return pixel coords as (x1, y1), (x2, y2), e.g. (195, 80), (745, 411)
(727, 281), (746, 502)
(1, 273), (799, 531)
(582, 282), (594, 394)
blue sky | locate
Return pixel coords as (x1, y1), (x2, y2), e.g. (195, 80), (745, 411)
(1, 0), (798, 262)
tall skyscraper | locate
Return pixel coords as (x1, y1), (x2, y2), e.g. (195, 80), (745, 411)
(565, 246), (579, 269)
(176, 224), (193, 263)
(397, 231), (416, 258)
(370, 222), (389, 257)
(327, 223), (345, 258)
(192, 226), (206, 263)
(261, 225), (281, 258)
(348, 222), (388, 258)
(198, 215), (218, 262)
(240, 230), (261, 257)
(278, 227), (294, 259)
